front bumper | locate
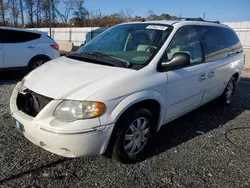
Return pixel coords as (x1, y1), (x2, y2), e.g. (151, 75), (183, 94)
(10, 82), (114, 157)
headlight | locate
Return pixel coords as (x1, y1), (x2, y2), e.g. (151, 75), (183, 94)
(54, 100), (106, 122)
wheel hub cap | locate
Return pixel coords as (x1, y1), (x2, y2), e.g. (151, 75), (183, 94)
(124, 117), (150, 155)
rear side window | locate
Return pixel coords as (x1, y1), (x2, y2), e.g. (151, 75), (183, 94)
(0, 29), (41, 43)
(197, 26), (229, 62)
(223, 28), (242, 53)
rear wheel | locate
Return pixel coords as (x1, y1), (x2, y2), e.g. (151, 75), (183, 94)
(29, 57), (49, 71)
(112, 108), (154, 164)
(218, 77), (236, 105)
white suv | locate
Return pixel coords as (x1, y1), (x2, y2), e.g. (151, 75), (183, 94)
(10, 19), (245, 163)
(0, 27), (60, 71)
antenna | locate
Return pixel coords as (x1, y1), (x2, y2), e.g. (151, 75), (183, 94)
(203, 13), (206, 19)
(180, 9), (183, 18)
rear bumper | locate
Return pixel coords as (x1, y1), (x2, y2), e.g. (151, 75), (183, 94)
(10, 82), (114, 157)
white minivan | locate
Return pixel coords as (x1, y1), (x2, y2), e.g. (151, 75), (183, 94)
(10, 18), (245, 163)
(0, 27), (60, 71)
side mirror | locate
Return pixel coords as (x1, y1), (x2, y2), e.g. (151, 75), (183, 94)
(161, 52), (191, 69)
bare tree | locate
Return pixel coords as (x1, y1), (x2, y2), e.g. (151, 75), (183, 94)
(74, 0), (89, 20)
(40, 0), (59, 26)
(24, 0), (34, 27)
(9, 0), (20, 26)
(125, 8), (134, 19)
(55, 0), (75, 24)
(0, 0), (9, 25)
(146, 9), (155, 20)
(89, 9), (103, 26)
(51, 0), (60, 26)
(34, 0), (42, 26)
(119, 8), (134, 21)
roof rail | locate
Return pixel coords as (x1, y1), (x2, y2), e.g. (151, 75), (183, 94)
(173, 17), (220, 24)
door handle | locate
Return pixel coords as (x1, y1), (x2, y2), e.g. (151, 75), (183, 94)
(28, 45), (35, 49)
(198, 74), (206, 81)
(208, 71), (215, 78)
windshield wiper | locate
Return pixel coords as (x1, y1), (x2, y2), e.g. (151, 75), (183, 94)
(66, 53), (115, 67)
(87, 52), (131, 68)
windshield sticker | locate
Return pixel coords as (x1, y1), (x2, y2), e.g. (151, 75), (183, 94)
(146, 25), (168, 30)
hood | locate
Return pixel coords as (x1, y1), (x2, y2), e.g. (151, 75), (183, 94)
(24, 57), (135, 99)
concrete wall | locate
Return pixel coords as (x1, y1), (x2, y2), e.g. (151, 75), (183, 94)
(244, 50), (250, 69)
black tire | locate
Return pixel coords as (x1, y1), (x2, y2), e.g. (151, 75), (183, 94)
(29, 57), (49, 71)
(112, 108), (154, 164)
(218, 77), (236, 105)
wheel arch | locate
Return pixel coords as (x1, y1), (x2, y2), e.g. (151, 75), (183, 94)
(110, 90), (165, 132)
(28, 54), (52, 70)
(105, 90), (165, 157)
(232, 72), (240, 83)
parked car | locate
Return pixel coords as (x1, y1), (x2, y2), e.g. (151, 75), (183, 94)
(10, 18), (245, 164)
(0, 27), (60, 71)
(80, 27), (109, 47)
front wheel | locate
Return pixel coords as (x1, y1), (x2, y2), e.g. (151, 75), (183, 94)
(112, 108), (154, 164)
(218, 77), (236, 105)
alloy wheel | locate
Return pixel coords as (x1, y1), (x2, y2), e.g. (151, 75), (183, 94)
(124, 117), (150, 155)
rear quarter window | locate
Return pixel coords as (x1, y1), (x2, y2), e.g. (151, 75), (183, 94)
(0, 29), (41, 43)
(223, 28), (242, 53)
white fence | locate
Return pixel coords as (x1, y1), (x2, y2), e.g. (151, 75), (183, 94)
(28, 27), (100, 46)
(224, 21), (250, 49)
(29, 21), (250, 48)
(224, 21), (250, 68)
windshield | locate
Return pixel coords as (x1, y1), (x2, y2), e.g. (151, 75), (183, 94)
(75, 23), (172, 69)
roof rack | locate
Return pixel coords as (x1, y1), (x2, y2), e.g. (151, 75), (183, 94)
(173, 17), (220, 24)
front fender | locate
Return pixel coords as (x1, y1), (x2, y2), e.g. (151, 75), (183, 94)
(110, 89), (165, 130)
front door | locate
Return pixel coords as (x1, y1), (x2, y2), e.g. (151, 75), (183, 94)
(162, 26), (205, 123)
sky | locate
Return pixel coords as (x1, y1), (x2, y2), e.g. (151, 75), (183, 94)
(83, 0), (250, 22)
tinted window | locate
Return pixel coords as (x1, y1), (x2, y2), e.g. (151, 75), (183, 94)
(165, 26), (202, 64)
(223, 28), (242, 53)
(0, 29), (41, 43)
(198, 26), (229, 62)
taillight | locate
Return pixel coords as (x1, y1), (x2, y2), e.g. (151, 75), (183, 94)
(50, 44), (59, 51)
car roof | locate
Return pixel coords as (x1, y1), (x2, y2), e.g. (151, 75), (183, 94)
(0, 26), (47, 35)
(120, 20), (177, 26)
(120, 19), (231, 30)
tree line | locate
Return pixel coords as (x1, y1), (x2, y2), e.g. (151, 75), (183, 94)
(0, 0), (177, 28)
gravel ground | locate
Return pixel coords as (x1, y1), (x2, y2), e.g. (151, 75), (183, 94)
(0, 71), (250, 188)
